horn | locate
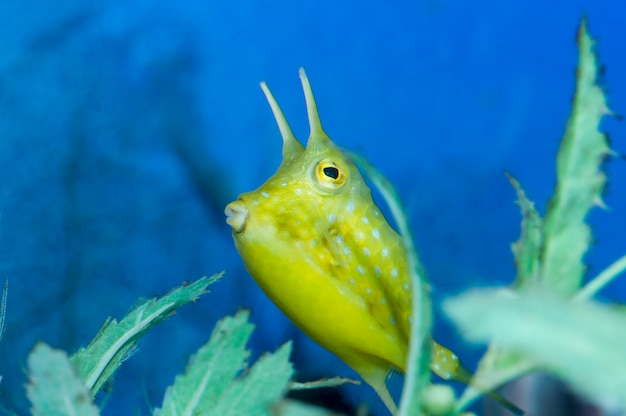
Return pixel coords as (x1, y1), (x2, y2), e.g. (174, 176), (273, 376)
(260, 81), (304, 162)
(299, 67), (331, 146)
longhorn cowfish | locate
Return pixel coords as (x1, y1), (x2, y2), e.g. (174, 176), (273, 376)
(225, 69), (519, 415)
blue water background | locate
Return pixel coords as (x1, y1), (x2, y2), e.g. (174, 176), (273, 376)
(0, 1), (624, 414)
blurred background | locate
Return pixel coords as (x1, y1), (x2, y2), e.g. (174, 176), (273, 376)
(0, 0), (624, 415)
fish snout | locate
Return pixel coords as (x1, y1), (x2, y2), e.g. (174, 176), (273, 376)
(225, 200), (248, 233)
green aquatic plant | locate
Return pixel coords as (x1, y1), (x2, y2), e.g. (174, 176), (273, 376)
(12, 15), (623, 416)
(25, 274), (300, 416)
(442, 17), (626, 414)
(443, 17), (624, 414)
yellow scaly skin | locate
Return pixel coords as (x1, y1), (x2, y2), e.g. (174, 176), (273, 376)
(225, 69), (501, 414)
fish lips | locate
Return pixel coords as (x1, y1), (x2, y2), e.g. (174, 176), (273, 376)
(224, 200), (248, 233)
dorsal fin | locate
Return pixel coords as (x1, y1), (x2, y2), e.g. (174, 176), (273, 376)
(299, 67), (331, 147)
(260, 81), (304, 162)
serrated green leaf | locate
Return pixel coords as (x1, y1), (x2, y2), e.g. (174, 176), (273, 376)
(540, 18), (611, 295)
(158, 311), (255, 416)
(71, 273), (223, 395)
(208, 341), (293, 416)
(505, 173), (543, 289)
(27, 343), (100, 416)
(444, 288), (626, 409)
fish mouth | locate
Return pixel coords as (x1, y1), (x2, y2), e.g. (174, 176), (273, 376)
(225, 200), (248, 233)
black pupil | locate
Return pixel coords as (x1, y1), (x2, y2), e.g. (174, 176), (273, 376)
(323, 166), (340, 180)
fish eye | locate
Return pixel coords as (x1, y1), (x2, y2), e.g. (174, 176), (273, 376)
(323, 166), (339, 179)
(314, 159), (347, 190)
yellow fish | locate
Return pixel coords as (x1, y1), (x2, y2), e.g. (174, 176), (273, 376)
(225, 69), (515, 414)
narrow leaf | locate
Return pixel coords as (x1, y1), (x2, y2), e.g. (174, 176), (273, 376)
(574, 253), (626, 302)
(0, 280), (7, 342)
(540, 18), (611, 295)
(456, 341), (534, 412)
(351, 154), (432, 416)
(27, 343), (100, 416)
(444, 288), (626, 409)
(289, 377), (360, 390)
(71, 273), (223, 395)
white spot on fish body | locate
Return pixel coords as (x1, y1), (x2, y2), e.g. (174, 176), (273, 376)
(374, 210), (380, 217)
(390, 317), (396, 325)
(295, 188), (302, 195)
(357, 231), (365, 240)
(363, 247), (371, 257)
(366, 287), (372, 294)
(391, 268), (398, 278)
(349, 278), (356, 285)
(442, 356), (447, 363)
(328, 213), (336, 222)
(253, 200), (259, 206)
(346, 201), (355, 213)
(374, 265), (382, 275)
(403, 283), (409, 290)
(362, 216), (369, 224)
(357, 265), (365, 274)
(281, 182), (287, 187)
(261, 191), (270, 198)
(382, 248), (389, 257)
(343, 247), (351, 255)
(381, 297), (386, 304)
(372, 229), (380, 239)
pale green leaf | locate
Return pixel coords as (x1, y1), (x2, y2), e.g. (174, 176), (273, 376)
(27, 343), (100, 416)
(289, 377), (360, 390)
(71, 273), (223, 395)
(444, 288), (626, 409)
(158, 311), (254, 416)
(540, 18), (611, 295)
(207, 341), (293, 416)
